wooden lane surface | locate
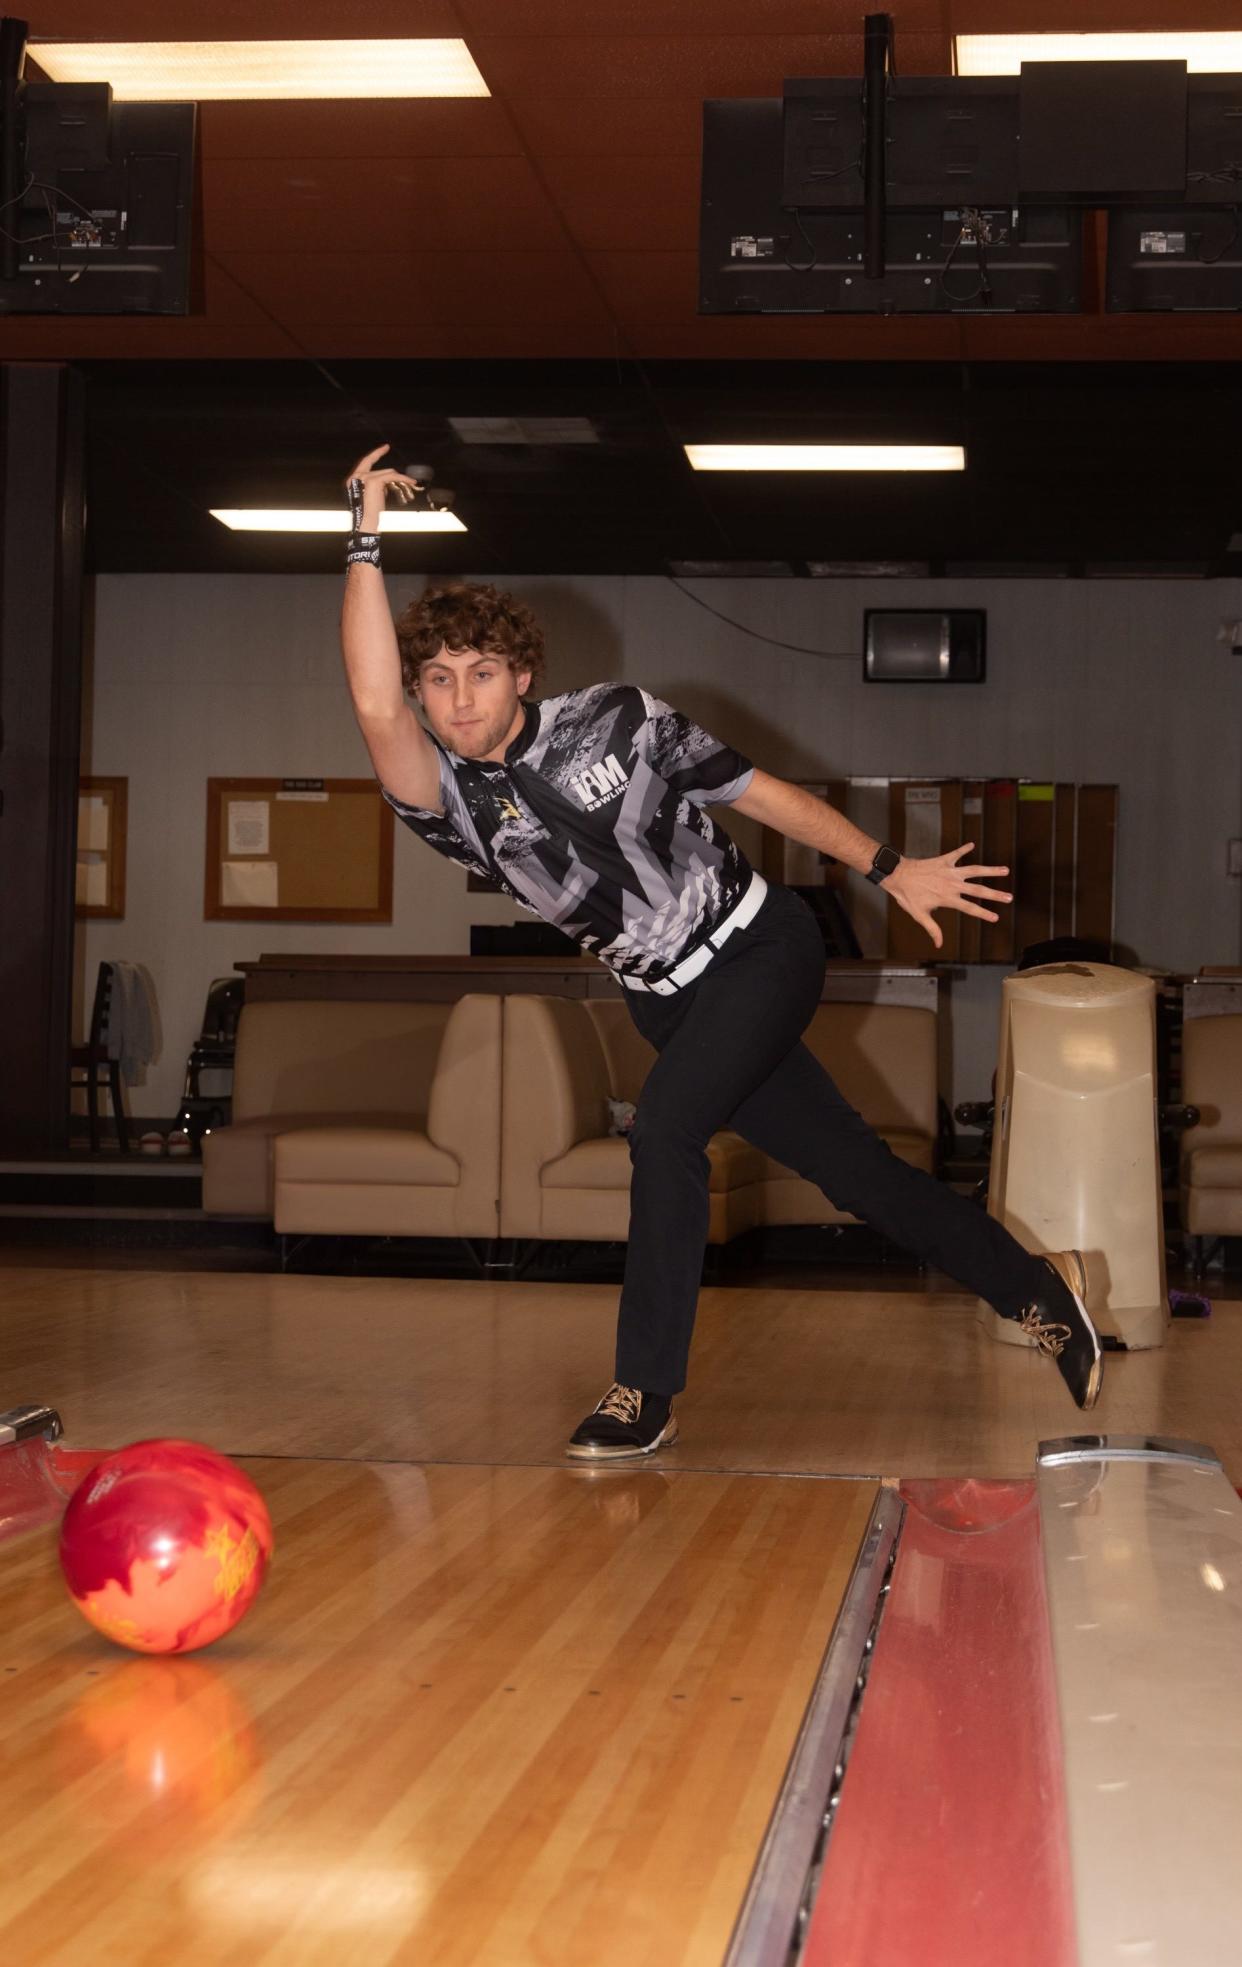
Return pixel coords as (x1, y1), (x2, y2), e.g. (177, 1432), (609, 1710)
(0, 1262), (1234, 1479)
(0, 1458), (877, 1966)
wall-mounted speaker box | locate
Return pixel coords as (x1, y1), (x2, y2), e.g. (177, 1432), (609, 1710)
(863, 609), (986, 683)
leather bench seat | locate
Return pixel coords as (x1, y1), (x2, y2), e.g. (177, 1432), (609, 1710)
(542, 1131), (768, 1190)
(203, 996), (501, 1237)
(501, 991), (939, 1243)
(1180, 1015), (1242, 1240)
(1183, 1146), (1242, 1189)
(277, 1125), (460, 1187)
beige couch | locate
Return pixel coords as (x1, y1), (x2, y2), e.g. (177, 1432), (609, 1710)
(499, 994), (938, 1243)
(202, 996), (501, 1238)
(1180, 1015), (1242, 1240)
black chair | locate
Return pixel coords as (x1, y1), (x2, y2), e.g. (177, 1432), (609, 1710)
(70, 962), (130, 1153)
(177, 977), (245, 1146)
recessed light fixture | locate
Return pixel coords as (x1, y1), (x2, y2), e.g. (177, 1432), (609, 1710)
(29, 39), (489, 101)
(956, 33), (1242, 75)
(685, 445), (965, 472)
(210, 510), (466, 533)
(449, 417), (599, 445)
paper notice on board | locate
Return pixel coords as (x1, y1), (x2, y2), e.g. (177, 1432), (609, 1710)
(227, 799), (270, 855)
(76, 854), (108, 907)
(903, 784), (942, 858)
(221, 859), (279, 908)
(79, 794), (110, 852)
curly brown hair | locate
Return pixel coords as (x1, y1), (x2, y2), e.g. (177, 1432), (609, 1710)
(394, 582), (546, 696)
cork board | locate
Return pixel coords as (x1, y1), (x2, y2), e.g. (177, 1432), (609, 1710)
(76, 776), (127, 919)
(204, 778), (394, 923)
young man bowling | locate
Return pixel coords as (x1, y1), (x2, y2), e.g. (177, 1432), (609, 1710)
(340, 445), (1103, 1462)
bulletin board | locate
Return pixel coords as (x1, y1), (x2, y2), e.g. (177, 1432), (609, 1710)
(886, 778), (1118, 963)
(76, 776), (128, 919)
(758, 778), (1118, 963)
(204, 778), (394, 923)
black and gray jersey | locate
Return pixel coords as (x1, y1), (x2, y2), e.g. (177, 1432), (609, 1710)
(383, 682), (756, 984)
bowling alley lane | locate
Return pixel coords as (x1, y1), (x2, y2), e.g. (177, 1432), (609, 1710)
(0, 1450), (878, 1966)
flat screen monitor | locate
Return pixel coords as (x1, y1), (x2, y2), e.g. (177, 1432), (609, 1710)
(783, 77), (1020, 210)
(701, 98), (1082, 315)
(0, 85), (195, 315)
(1106, 207), (1242, 310)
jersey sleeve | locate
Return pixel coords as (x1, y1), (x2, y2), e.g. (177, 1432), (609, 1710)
(633, 688), (755, 806)
(381, 749), (495, 881)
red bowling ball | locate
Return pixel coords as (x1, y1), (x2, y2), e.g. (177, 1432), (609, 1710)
(59, 1439), (274, 1655)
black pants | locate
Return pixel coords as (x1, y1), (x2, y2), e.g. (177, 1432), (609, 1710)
(615, 882), (1045, 1395)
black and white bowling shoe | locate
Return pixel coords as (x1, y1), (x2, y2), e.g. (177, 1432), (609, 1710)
(1017, 1251), (1103, 1410)
(566, 1383), (678, 1461)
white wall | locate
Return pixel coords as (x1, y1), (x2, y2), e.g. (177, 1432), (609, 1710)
(78, 571), (1242, 1118)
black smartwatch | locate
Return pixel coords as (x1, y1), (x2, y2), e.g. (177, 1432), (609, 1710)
(865, 844), (902, 886)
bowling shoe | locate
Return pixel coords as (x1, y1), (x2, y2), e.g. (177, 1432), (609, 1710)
(566, 1383), (678, 1460)
(1016, 1251), (1103, 1410)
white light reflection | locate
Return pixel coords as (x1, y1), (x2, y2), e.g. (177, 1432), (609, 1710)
(189, 1861), (421, 1929)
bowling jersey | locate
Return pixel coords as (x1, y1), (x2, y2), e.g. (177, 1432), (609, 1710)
(383, 682), (756, 984)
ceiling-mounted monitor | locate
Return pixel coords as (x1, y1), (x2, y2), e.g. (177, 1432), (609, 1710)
(0, 79), (196, 316)
(783, 77), (1021, 210)
(1107, 206), (1242, 310)
(700, 99), (1083, 315)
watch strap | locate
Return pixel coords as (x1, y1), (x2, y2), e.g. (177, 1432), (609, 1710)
(865, 844), (901, 886)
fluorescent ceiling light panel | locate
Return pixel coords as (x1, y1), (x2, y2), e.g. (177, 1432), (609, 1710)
(685, 445), (965, 472)
(210, 510), (466, 533)
(956, 33), (1242, 75)
(29, 40), (489, 101)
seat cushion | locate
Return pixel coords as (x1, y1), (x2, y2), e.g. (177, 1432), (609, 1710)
(541, 1131), (766, 1192)
(275, 1126), (458, 1186)
(1183, 1144), (1242, 1190)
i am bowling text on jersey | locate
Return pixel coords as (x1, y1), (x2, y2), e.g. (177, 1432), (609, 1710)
(570, 754), (630, 812)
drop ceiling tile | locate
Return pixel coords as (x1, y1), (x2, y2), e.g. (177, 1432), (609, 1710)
(509, 96), (703, 156)
(950, 0), (1242, 28)
(199, 99), (520, 161)
(584, 248), (699, 322)
(214, 249), (614, 326)
(458, 1), (944, 31)
(471, 33), (949, 99)
(0, 318), (296, 358)
(630, 317), (967, 361)
(302, 324), (625, 358)
(203, 155), (564, 252)
(538, 154), (699, 249)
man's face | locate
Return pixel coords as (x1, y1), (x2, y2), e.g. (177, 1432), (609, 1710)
(415, 644), (531, 762)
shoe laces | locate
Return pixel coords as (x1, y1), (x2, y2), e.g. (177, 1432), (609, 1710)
(1018, 1307), (1072, 1357)
(596, 1383), (642, 1426)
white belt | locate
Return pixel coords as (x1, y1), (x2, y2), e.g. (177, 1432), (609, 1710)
(619, 872), (769, 995)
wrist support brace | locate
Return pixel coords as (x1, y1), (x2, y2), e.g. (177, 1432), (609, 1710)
(345, 476), (382, 568)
